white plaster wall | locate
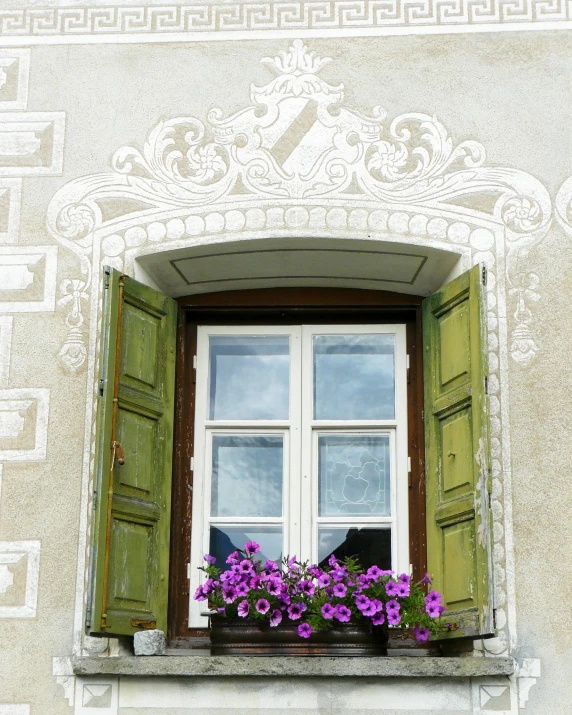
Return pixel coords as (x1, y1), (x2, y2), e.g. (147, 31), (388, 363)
(0, 26), (571, 715)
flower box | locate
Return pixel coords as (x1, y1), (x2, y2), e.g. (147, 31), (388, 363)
(209, 614), (389, 656)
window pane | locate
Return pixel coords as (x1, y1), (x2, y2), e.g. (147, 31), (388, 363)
(211, 435), (283, 517)
(318, 434), (390, 516)
(209, 525), (283, 567)
(318, 527), (391, 571)
(209, 336), (289, 420)
(313, 334), (395, 420)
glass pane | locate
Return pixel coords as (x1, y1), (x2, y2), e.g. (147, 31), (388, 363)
(318, 434), (390, 516)
(210, 525), (283, 568)
(313, 334), (395, 420)
(318, 527), (391, 571)
(209, 336), (290, 420)
(211, 435), (283, 517)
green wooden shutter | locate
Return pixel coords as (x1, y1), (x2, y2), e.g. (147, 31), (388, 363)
(423, 264), (494, 639)
(88, 267), (177, 636)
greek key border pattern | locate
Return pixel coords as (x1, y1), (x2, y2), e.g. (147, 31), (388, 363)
(0, 0), (570, 37)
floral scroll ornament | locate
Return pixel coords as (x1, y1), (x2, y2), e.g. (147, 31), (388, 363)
(46, 40), (552, 371)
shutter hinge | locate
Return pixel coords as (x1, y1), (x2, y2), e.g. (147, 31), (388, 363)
(93, 490), (98, 511)
(187, 562), (192, 580)
(103, 266), (111, 289)
(193, 355), (197, 370)
(493, 608), (497, 630)
(484, 376), (488, 395)
(488, 490), (492, 510)
(190, 457), (194, 472)
(98, 378), (105, 397)
(406, 354), (411, 384)
(482, 265), (487, 286)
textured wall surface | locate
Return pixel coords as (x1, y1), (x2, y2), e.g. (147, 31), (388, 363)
(0, 21), (571, 715)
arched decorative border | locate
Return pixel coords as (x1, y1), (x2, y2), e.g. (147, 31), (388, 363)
(46, 42), (555, 671)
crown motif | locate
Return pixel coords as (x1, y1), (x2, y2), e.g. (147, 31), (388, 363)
(261, 40), (331, 77)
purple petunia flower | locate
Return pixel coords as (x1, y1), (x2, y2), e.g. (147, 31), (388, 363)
(235, 582), (250, 597)
(250, 575), (261, 590)
(298, 580), (315, 596)
(328, 553), (338, 567)
(371, 599), (383, 613)
(245, 541), (261, 555)
(396, 582), (410, 598)
(317, 573), (331, 588)
(397, 573), (411, 586)
(322, 603), (335, 619)
(267, 579), (282, 596)
(287, 555), (298, 568)
(217, 607), (226, 615)
(379, 569), (394, 577)
(239, 559), (254, 574)
(222, 584), (238, 603)
(298, 623), (312, 639)
(226, 551), (240, 564)
(361, 601), (377, 617)
(256, 598), (270, 614)
(385, 580), (400, 597)
(264, 559), (278, 571)
(193, 585), (207, 601)
(371, 612), (386, 626)
(420, 572), (432, 585)
(307, 565), (321, 577)
(332, 566), (348, 582)
(355, 594), (370, 611)
(426, 602), (441, 619)
(333, 583), (347, 598)
(414, 625), (430, 641)
(386, 599), (400, 613)
(287, 602), (307, 620)
(387, 610), (401, 626)
(277, 593), (291, 610)
(425, 591), (441, 606)
(335, 604), (352, 622)
(202, 578), (215, 594)
(204, 554), (216, 565)
(366, 565), (383, 582)
(270, 609), (282, 627)
(220, 571), (233, 583)
(237, 600), (250, 618)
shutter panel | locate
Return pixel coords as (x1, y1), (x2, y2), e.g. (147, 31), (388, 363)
(88, 267), (177, 636)
(422, 264), (493, 640)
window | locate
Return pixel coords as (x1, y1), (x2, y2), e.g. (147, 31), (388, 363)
(188, 324), (408, 627)
(87, 267), (493, 646)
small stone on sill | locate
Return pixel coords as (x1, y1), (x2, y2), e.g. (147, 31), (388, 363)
(134, 629), (166, 656)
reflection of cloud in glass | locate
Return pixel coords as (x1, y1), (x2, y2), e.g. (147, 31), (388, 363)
(314, 334), (395, 420)
(212, 435), (283, 517)
(209, 337), (290, 420)
(210, 526), (283, 568)
(319, 435), (390, 516)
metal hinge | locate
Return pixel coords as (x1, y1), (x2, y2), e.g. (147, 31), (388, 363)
(193, 355), (197, 370)
(406, 354), (411, 384)
(93, 490), (98, 511)
(484, 376), (488, 394)
(493, 608), (497, 630)
(482, 265), (487, 286)
(103, 266), (111, 289)
(187, 563), (192, 580)
(98, 378), (105, 397)
(190, 457), (194, 472)
(488, 490), (492, 510)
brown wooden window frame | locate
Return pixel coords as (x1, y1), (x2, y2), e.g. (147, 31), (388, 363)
(168, 287), (426, 647)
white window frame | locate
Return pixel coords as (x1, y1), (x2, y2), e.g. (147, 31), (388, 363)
(189, 323), (408, 628)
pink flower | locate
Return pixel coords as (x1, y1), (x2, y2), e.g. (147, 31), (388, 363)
(425, 591), (441, 606)
(334, 605), (352, 623)
(386, 599), (400, 613)
(287, 602), (307, 620)
(361, 601), (377, 617)
(333, 583), (347, 598)
(366, 565), (383, 582)
(397, 573), (411, 586)
(237, 600), (249, 618)
(371, 612), (386, 626)
(322, 603), (335, 619)
(371, 599), (383, 613)
(193, 585), (206, 601)
(226, 551), (240, 564)
(298, 623), (312, 639)
(317, 573), (331, 588)
(426, 602), (441, 619)
(235, 582), (249, 597)
(414, 625), (430, 641)
(256, 598), (270, 614)
(270, 609), (283, 627)
(396, 582), (410, 597)
(244, 541), (260, 555)
(385, 580), (399, 597)
(387, 610), (401, 626)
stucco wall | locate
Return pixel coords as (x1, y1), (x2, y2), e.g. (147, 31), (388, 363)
(0, 24), (571, 715)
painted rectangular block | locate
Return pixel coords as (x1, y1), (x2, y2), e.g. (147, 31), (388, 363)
(74, 678), (118, 715)
(0, 246), (57, 312)
(0, 316), (12, 386)
(0, 707), (30, 715)
(0, 49), (30, 110)
(0, 540), (40, 618)
(0, 179), (21, 243)
(0, 112), (65, 175)
(0, 387), (50, 461)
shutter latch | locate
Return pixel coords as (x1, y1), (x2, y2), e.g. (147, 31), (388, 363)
(111, 440), (125, 466)
(131, 619), (157, 629)
(98, 378), (105, 397)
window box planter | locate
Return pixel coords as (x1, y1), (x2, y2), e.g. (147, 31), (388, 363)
(209, 614), (389, 656)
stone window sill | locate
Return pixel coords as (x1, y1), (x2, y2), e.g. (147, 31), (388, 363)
(72, 655), (514, 678)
